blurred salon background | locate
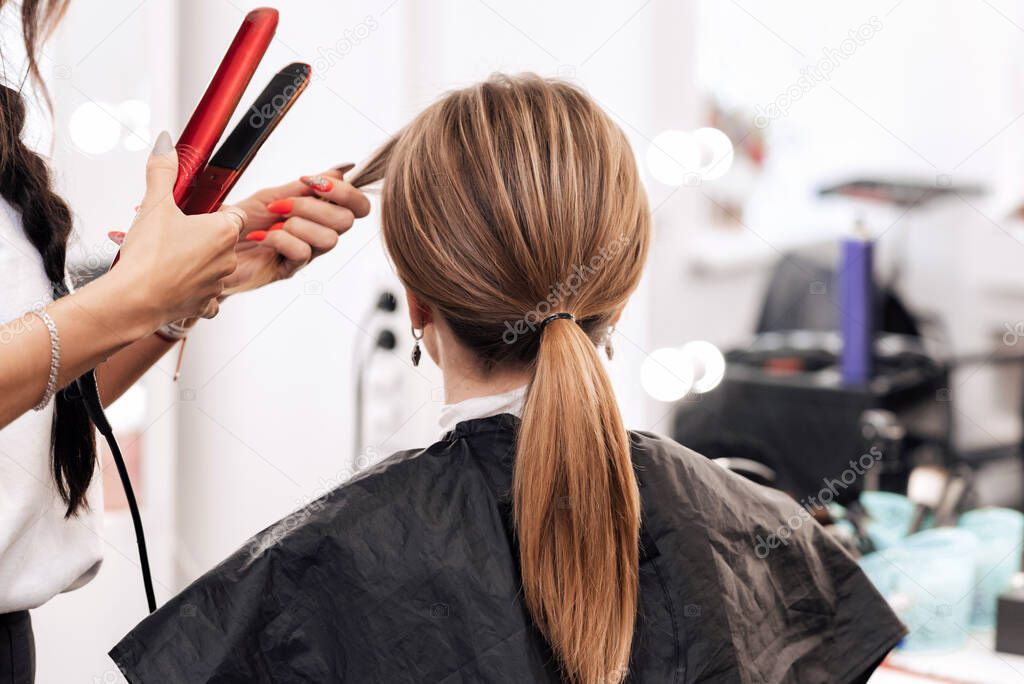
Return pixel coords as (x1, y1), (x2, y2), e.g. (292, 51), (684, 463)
(15, 0), (1024, 680)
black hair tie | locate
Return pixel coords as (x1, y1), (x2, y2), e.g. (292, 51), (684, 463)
(539, 312), (575, 331)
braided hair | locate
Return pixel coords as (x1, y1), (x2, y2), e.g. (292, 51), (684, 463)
(1, 0), (95, 516)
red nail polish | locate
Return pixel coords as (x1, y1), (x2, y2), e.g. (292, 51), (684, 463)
(269, 221), (285, 231)
(266, 199), (293, 214)
(246, 230), (268, 242)
(107, 230), (126, 245)
(300, 175), (333, 192)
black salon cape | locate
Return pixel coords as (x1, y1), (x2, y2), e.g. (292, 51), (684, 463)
(110, 414), (905, 683)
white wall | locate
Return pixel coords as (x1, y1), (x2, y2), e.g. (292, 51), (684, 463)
(697, 0), (1021, 226)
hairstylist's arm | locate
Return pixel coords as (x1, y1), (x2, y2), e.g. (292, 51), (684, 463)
(0, 132), (244, 428)
(92, 165), (369, 406)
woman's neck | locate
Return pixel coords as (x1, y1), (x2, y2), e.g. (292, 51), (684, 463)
(429, 317), (531, 404)
(442, 363), (531, 405)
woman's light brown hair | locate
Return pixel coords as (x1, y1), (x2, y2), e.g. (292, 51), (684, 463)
(350, 74), (650, 684)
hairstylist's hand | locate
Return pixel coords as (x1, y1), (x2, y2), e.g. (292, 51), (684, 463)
(222, 165), (371, 295)
(115, 131), (245, 323)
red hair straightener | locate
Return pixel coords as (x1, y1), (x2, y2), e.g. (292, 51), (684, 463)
(111, 6), (277, 266)
(174, 7), (278, 206)
(89, 8), (311, 615)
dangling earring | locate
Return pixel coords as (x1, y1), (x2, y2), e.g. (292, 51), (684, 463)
(604, 326), (615, 360)
(411, 326), (424, 366)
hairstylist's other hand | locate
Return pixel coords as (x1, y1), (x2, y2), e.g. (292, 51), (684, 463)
(115, 131), (245, 324)
(222, 165), (371, 295)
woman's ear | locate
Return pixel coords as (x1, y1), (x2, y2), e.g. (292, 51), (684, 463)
(609, 305), (625, 327)
(405, 287), (432, 330)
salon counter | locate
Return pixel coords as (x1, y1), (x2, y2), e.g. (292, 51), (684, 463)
(869, 633), (1024, 683)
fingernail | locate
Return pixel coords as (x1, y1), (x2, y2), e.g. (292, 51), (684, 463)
(300, 175), (333, 192)
(266, 199), (293, 214)
(246, 230), (268, 242)
(335, 163), (355, 175)
(107, 230), (126, 245)
(152, 131), (173, 156)
(269, 221), (286, 231)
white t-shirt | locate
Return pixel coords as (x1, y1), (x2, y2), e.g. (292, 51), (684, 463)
(0, 198), (103, 613)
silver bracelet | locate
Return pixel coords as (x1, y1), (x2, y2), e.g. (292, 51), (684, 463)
(29, 309), (60, 411)
(156, 320), (191, 341)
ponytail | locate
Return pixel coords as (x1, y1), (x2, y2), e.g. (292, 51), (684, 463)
(514, 317), (640, 683)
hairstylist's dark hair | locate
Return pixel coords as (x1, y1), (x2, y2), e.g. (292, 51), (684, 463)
(350, 74), (651, 683)
(1, 0), (94, 517)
